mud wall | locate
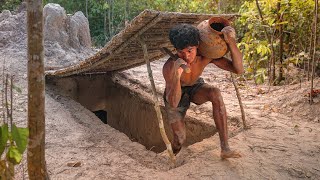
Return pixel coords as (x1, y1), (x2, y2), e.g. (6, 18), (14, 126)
(47, 74), (216, 152)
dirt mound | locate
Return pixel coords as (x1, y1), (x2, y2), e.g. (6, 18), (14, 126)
(43, 3), (91, 50)
(0, 3), (96, 69)
(0, 9), (26, 48)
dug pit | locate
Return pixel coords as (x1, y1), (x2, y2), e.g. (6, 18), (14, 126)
(47, 74), (217, 152)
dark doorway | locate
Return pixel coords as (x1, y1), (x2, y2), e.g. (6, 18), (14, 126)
(93, 110), (107, 124)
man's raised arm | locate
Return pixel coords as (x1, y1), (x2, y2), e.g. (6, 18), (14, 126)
(162, 59), (185, 108)
(210, 26), (244, 74)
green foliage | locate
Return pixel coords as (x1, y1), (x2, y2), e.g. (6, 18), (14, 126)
(237, 0), (317, 84)
(0, 0), (22, 11)
(0, 123), (29, 178)
(11, 124), (29, 154)
(255, 68), (267, 84)
(0, 76), (28, 179)
(12, 85), (21, 94)
(2, 0), (318, 82)
(7, 146), (22, 165)
(1, 0), (240, 47)
(0, 124), (9, 155)
(41, 0), (220, 47)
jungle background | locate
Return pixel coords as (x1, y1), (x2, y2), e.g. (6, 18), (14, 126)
(1, 0), (319, 86)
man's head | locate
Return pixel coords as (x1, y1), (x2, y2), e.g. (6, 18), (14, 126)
(169, 24), (200, 63)
(169, 24), (200, 50)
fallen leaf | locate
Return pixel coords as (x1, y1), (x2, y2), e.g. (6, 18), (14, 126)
(67, 162), (81, 167)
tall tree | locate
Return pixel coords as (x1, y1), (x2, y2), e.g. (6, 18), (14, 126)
(85, 0), (88, 18)
(277, 0), (284, 84)
(125, 0), (129, 22)
(26, 0), (46, 179)
(255, 0), (276, 84)
(310, 0), (318, 104)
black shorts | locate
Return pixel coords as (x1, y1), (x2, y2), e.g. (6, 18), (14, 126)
(164, 78), (205, 123)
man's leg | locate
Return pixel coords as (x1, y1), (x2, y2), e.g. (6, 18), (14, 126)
(191, 84), (241, 158)
(170, 119), (186, 155)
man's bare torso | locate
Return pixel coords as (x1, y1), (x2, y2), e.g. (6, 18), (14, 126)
(164, 55), (212, 87)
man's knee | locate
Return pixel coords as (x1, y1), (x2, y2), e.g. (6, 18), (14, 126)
(208, 87), (222, 101)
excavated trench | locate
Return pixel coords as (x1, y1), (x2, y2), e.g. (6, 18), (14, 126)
(47, 74), (216, 152)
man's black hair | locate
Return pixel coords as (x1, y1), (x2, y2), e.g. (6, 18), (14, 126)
(169, 23), (200, 50)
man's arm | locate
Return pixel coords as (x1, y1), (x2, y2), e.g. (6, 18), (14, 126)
(163, 59), (185, 108)
(210, 26), (244, 74)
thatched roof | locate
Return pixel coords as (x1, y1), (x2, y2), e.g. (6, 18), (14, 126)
(46, 10), (237, 77)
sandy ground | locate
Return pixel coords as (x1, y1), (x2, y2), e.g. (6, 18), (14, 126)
(1, 6), (320, 180)
(2, 46), (320, 179)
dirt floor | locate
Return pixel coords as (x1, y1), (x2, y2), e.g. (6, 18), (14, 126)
(1, 7), (320, 180)
(3, 47), (320, 179)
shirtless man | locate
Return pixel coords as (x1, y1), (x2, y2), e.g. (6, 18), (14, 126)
(162, 23), (244, 159)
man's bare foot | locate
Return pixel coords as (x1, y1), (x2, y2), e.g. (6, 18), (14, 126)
(220, 150), (241, 159)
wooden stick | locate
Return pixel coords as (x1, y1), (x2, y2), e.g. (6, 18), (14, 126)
(138, 37), (176, 165)
(230, 73), (248, 129)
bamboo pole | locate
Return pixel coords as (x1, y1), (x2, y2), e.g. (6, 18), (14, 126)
(138, 37), (176, 165)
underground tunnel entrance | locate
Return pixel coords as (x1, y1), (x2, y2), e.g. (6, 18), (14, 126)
(93, 110), (108, 124)
(48, 74), (216, 153)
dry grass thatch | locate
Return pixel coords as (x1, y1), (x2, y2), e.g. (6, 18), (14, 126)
(45, 10), (238, 77)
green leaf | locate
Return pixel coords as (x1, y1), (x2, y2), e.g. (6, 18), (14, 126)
(11, 125), (29, 154)
(12, 85), (22, 94)
(103, 2), (109, 10)
(7, 146), (22, 165)
(0, 124), (9, 155)
(256, 45), (262, 54)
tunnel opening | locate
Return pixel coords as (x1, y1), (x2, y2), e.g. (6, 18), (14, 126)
(47, 74), (216, 153)
(93, 110), (108, 124)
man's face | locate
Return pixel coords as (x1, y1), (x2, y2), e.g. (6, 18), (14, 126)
(177, 46), (197, 64)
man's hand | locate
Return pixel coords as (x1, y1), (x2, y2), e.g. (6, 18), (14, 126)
(221, 26), (236, 44)
(173, 58), (187, 77)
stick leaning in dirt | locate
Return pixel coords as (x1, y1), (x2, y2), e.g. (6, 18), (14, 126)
(138, 38), (176, 165)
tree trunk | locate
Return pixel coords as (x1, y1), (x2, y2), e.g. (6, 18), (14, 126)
(308, 22), (314, 81)
(2, 60), (6, 123)
(310, 0), (318, 104)
(85, 0), (88, 18)
(104, 4), (107, 43)
(107, 0), (112, 38)
(277, 1), (284, 84)
(26, 0), (46, 179)
(111, 0), (114, 36)
(124, 0), (129, 24)
(218, 0), (222, 13)
(255, 0), (276, 86)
